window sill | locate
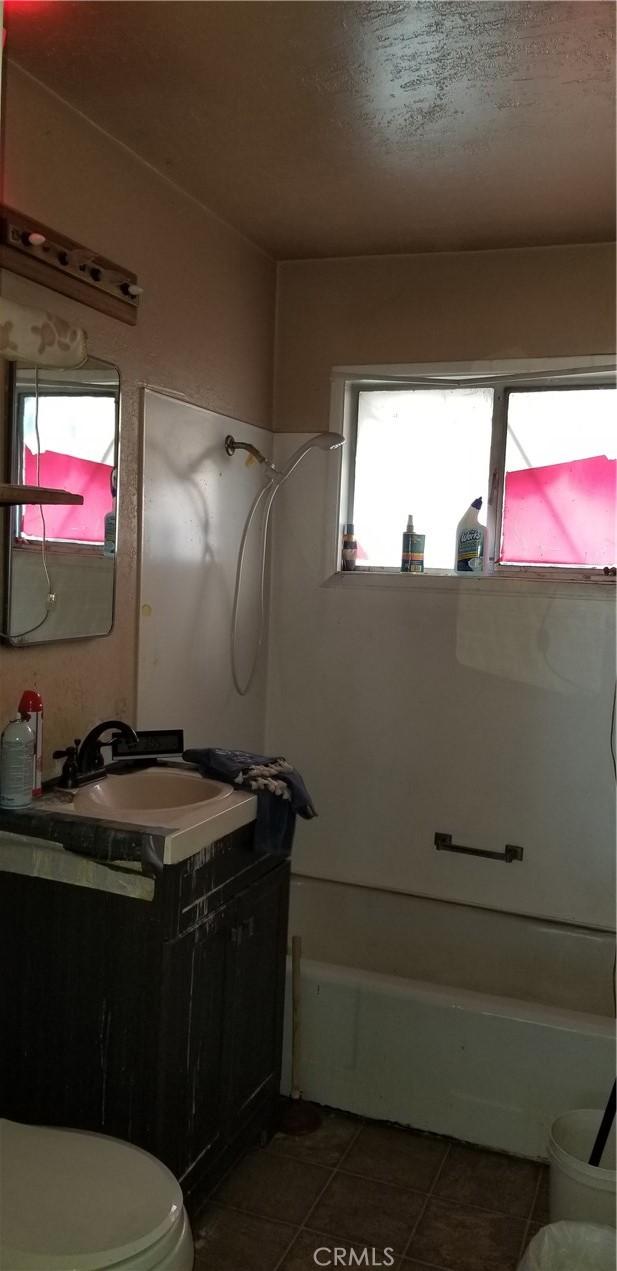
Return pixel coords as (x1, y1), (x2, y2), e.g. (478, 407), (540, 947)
(323, 568), (616, 600)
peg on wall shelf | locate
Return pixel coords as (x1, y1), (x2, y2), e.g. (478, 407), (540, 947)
(0, 206), (141, 326)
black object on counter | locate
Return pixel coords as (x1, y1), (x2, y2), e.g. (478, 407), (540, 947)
(184, 748), (317, 856)
(112, 728), (185, 758)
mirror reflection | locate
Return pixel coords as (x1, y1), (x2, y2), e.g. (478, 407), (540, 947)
(3, 357), (120, 644)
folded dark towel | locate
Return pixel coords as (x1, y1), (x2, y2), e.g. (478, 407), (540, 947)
(183, 748), (317, 856)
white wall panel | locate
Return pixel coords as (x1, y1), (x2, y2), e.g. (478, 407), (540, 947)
(266, 434), (616, 930)
(137, 390), (272, 750)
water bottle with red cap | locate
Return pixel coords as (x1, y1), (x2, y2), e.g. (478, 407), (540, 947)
(18, 689), (44, 797)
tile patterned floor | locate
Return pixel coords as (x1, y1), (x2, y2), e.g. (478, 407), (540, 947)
(194, 1107), (549, 1271)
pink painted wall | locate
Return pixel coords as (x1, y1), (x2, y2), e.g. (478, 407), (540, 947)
(502, 455), (616, 567)
(22, 449), (113, 543)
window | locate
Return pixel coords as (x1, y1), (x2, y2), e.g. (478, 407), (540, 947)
(353, 388), (493, 570)
(501, 387), (615, 568)
(343, 371), (616, 576)
(16, 390), (116, 547)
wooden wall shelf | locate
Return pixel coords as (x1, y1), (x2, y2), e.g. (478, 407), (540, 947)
(0, 205), (140, 326)
(0, 483), (83, 506)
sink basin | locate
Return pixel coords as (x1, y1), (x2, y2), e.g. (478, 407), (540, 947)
(73, 767), (232, 822)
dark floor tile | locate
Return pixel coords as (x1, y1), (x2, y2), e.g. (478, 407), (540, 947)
(269, 1107), (360, 1168)
(309, 1170), (426, 1253)
(215, 1149), (330, 1224)
(194, 1204), (296, 1271)
(410, 1199), (526, 1271)
(402, 1263), (451, 1270)
(344, 1124), (448, 1193)
(532, 1167), (550, 1224)
(402, 1264), (450, 1270)
(280, 1229), (400, 1269)
(434, 1144), (539, 1218)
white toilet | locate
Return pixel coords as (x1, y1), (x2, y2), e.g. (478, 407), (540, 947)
(0, 1120), (194, 1270)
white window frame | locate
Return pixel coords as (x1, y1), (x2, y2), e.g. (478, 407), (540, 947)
(329, 356), (616, 585)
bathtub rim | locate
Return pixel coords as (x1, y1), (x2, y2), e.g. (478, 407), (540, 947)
(293, 954), (615, 1038)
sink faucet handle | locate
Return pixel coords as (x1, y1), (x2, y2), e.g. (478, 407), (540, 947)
(52, 741), (81, 789)
(52, 740), (80, 760)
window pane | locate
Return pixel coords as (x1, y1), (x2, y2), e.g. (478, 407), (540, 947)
(501, 387), (616, 567)
(20, 394), (116, 544)
(353, 388), (493, 569)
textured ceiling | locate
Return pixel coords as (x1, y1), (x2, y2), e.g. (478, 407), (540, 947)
(4, 0), (616, 259)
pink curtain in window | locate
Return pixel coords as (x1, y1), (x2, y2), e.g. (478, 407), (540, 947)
(502, 455), (616, 566)
(23, 448), (113, 542)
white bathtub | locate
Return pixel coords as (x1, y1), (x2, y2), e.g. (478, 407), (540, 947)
(282, 878), (615, 1159)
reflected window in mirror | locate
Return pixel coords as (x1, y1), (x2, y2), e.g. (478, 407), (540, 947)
(3, 358), (120, 645)
(16, 385), (117, 547)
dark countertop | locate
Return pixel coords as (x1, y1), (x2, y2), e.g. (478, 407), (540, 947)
(0, 798), (167, 875)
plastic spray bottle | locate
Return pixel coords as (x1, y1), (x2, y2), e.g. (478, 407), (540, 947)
(401, 515), (425, 573)
(342, 523), (357, 571)
(455, 497), (486, 572)
(19, 689), (44, 797)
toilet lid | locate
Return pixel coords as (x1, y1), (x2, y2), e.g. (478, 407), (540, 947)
(0, 1119), (184, 1270)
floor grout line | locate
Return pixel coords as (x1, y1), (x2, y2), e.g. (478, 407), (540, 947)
(516, 1166), (545, 1260)
(399, 1142), (452, 1263)
(196, 1197), (299, 1228)
(270, 1120), (366, 1271)
(528, 1167), (544, 1220)
(312, 1164), (428, 1198)
(265, 1144), (537, 1220)
(517, 1219), (533, 1263)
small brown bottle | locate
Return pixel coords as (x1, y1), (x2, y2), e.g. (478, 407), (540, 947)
(341, 523), (357, 571)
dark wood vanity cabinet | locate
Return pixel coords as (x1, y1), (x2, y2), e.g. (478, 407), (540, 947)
(156, 863), (289, 1186)
(0, 825), (290, 1204)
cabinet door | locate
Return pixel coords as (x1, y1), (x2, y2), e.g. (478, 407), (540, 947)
(226, 864), (289, 1135)
(156, 900), (235, 1181)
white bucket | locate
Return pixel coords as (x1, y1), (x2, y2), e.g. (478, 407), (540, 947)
(548, 1109), (616, 1228)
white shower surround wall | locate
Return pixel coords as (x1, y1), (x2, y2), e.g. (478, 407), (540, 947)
(266, 432), (616, 930)
(287, 877), (615, 1016)
(137, 390), (274, 750)
(268, 429), (615, 1155)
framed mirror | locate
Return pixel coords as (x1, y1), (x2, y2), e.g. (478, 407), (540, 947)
(2, 356), (120, 644)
